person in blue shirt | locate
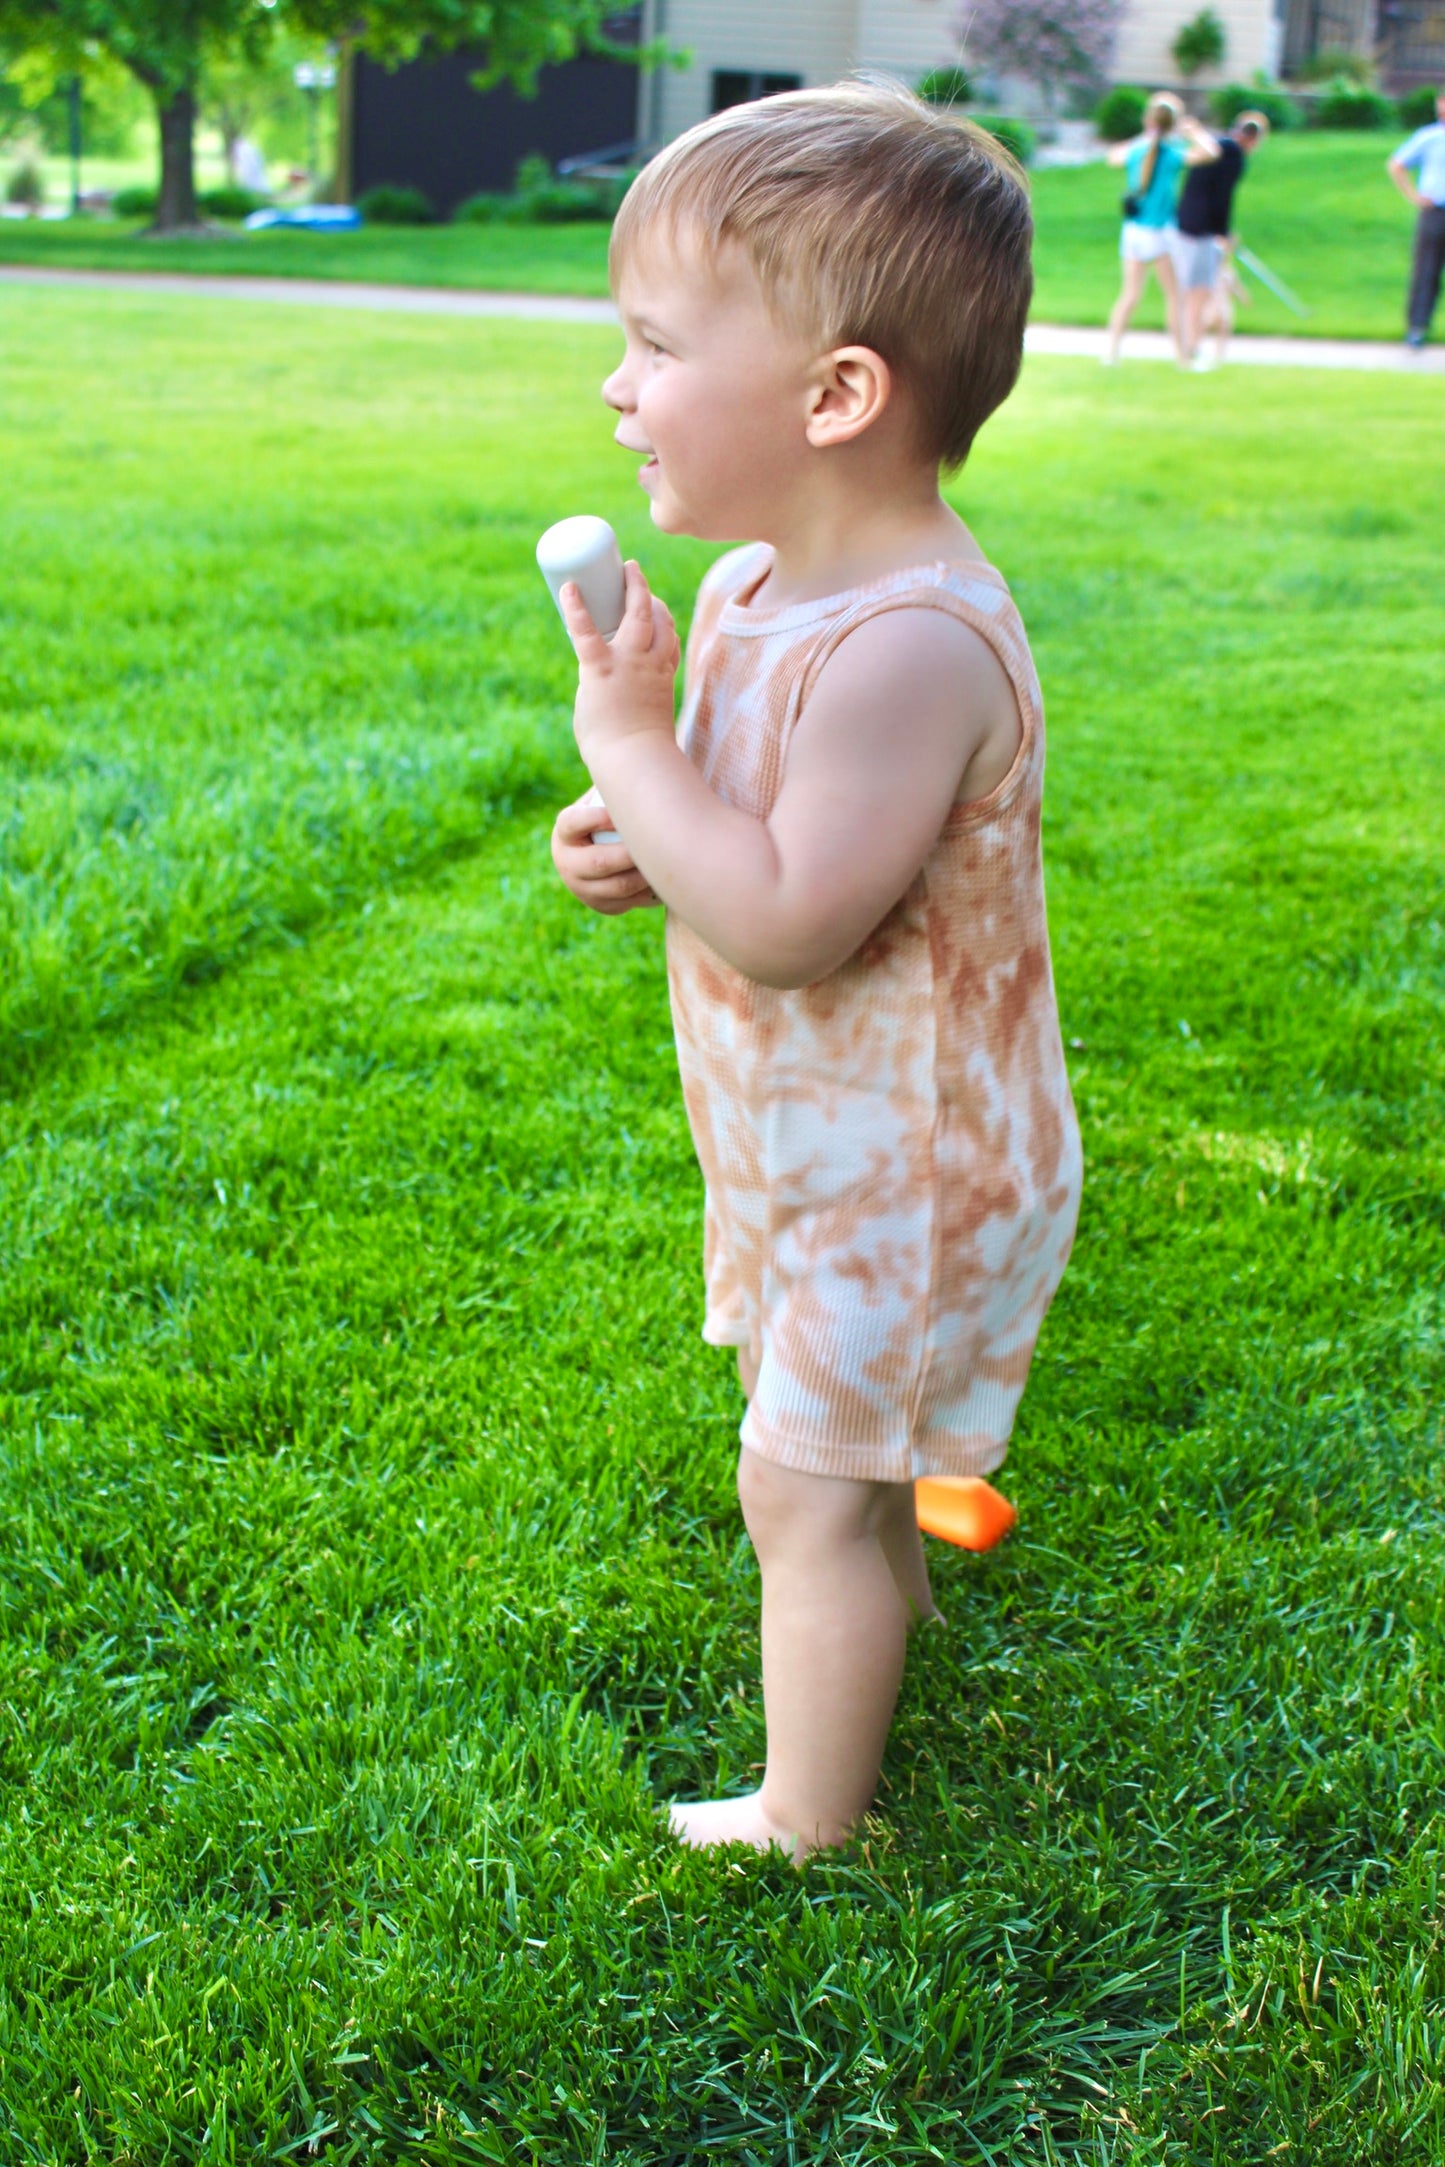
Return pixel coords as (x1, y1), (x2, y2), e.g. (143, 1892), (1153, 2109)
(1388, 90), (1445, 348)
(1104, 92), (1221, 366)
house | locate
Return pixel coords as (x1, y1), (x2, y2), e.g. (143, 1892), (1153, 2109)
(637, 0), (1427, 144)
(342, 0), (1439, 212)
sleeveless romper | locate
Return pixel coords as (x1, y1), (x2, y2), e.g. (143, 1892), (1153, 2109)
(666, 545), (1083, 1485)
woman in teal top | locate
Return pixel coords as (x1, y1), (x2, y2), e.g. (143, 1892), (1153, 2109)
(1105, 92), (1220, 365)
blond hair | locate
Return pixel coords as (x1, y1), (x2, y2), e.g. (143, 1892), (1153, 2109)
(611, 80), (1032, 471)
(1145, 92), (1183, 133)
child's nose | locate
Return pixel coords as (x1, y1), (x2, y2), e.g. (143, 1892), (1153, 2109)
(601, 363), (632, 413)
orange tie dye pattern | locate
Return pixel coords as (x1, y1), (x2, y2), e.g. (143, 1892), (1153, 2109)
(667, 546), (1083, 1486)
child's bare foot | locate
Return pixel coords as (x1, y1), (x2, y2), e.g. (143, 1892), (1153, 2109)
(668, 1791), (810, 1860)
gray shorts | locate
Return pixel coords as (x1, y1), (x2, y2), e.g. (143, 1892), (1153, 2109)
(1173, 233), (1222, 291)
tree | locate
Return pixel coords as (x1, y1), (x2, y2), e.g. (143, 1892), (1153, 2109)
(957, 0), (1124, 116)
(0, 40), (146, 158)
(1171, 8), (1227, 84)
(202, 25), (321, 188)
(0, 2), (652, 233)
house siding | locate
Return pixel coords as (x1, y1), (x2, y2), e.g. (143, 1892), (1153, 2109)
(651, 0), (858, 141)
(643, 0), (1289, 147)
(1111, 0), (1282, 89)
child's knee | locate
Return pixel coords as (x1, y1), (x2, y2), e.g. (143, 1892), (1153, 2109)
(736, 1447), (904, 1555)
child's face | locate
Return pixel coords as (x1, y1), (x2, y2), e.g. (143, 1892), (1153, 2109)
(603, 234), (820, 540)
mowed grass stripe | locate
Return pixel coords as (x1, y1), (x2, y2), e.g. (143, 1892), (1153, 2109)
(0, 296), (717, 1095)
(0, 293), (1442, 2161)
(0, 134), (1422, 342)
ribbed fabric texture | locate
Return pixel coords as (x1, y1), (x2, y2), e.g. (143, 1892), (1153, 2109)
(667, 546), (1083, 1484)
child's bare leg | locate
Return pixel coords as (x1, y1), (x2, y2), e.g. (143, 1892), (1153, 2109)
(873, 1481), (944, 1626)
(1183, 282), (1208, 361)
(1105, 257), (1147, 362)
(1211, 279), (1235, 365)
(671, 1450), (913, 1858)
(737, 1349), (936, 1621)
(1155, 252), (1186, 367)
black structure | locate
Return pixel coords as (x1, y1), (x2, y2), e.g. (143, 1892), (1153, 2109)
(711, 69), (803, 113)
(351, 27), (641, 218)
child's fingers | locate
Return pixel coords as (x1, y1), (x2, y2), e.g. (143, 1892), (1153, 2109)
(581, 866), (655, 911)
(580, 835), (639, 880)
(650, 592), (678, 654)
(558, 580), (611, 661)
(617, 559), (657, 647)
(553, 793), (611, 845)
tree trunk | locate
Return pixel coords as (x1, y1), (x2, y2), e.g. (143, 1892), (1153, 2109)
(153, 83), (200, 232)
(331, 43), (355, 206)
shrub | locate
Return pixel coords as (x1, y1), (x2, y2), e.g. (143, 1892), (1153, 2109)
(1172, 8), (1227, 79)
(455, 154), (625, 226)
(198, 183), (266, 220)
(5, 156), (44, 208)
(522, 178), (621, 222)
(1397, 85), (1440, 128)
(1310, 78), (1397, 129)
(916, 65), (973, 107)
(111, 183), (159, 218)
(980, 116), (1036, 166)
(1095, 83), (1146, 140)
(1208, 77), (1301, 130)
(454, 192), (508, 223)
(356, 182), (435, 225)
(1297, 45), (1375, 85)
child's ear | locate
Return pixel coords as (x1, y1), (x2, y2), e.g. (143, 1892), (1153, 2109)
(805, 346), (892, 448)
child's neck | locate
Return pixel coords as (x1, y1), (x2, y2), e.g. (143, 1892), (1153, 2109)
(751, 473), (981, 610)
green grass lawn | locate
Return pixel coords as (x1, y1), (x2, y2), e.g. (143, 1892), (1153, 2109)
(1, 288), (1442, 2163)
(0, 132), (1423, 340)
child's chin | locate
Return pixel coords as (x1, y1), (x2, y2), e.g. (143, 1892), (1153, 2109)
(650, 499), (721, 541)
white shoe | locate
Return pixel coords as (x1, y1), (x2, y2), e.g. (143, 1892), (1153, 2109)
(1190, 353), (1216, 372)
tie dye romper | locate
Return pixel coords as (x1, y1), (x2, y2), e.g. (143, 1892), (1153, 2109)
(666, 545), (1083, 1487)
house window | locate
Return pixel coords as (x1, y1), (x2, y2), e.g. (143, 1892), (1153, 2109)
(711, 70), (803, 112)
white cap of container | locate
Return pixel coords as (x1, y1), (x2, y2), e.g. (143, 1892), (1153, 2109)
(536, 515), (627, 640)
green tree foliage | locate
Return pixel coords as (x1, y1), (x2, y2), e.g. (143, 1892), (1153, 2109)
(0, 42), (146, 157)
(0, 1), (648, 231)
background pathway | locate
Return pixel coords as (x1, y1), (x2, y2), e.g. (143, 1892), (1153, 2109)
(3, 263), (1442, 371)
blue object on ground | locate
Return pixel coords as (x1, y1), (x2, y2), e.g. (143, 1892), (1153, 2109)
(244, 205), (363, 232)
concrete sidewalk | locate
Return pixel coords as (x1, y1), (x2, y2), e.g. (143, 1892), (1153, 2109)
(3, 262), (1442, 372)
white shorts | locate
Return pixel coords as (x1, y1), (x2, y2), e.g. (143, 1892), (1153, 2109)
(1120, 220), (1177, 264)
(1173, 233), (1223, 290)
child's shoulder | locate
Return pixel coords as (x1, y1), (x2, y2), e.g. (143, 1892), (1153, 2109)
(696, 543), (770, 609)
(684, 544), (769, 673)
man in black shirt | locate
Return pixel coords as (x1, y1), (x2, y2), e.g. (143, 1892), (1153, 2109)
(1175, 112), (1268, 367)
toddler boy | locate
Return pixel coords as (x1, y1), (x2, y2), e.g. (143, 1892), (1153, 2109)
(551, 82), (1081, 1857)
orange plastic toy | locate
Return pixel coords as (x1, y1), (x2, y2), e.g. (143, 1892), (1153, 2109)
(914, 1476), (1017, 1551)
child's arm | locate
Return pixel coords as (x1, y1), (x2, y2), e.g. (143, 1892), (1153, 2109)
(562, 561), (1020, 989)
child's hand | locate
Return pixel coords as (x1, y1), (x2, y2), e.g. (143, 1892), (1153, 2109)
(561, 559), (680, 768)
(550, 792), (659, 915)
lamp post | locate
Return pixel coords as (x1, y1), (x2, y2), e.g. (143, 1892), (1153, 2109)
(67, 74), (82, 217)
(293, 59), (336, 188)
